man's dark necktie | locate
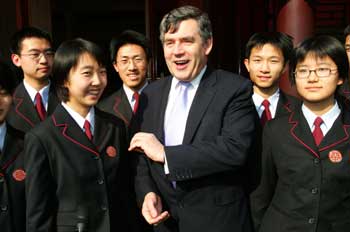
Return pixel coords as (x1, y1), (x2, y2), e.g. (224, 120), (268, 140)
(260, 99), (272, 126)
(35, 92), (46, 121)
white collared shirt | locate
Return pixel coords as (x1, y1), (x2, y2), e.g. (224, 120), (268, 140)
(0, 122), (6, 152)
(252, 89), (280, 119)
(123, 82), (148, 110)
(23, 80), (50, 110)
(302, 101), (340, 136)
(163, 66), (207, 174)
(61, 103), (95, 135)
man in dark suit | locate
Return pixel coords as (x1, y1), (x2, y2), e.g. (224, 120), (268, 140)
(244, 32), (299, 126)
(8, 27), (59, 133)
(98, 30), (151, 128)
(0, 60), (26, 232)
(98, 30), (153, 232)
(129, 6), (256, 232)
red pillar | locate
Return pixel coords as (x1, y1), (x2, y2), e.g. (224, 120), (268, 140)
(277, 0), (314, 97)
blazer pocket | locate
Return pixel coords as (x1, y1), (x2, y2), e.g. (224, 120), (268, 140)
(214, 187), (244, 206)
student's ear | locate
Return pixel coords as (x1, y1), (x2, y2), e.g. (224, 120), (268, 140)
(11, 54), (21, 68)
(244, 59), (250, 72)
(337, 77), (344, 86)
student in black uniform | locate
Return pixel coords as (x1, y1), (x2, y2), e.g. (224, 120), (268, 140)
(0, 60), (25, 232)
(244, 32), (299, 126)
(251, 35), (350, 232)
(8, 27), (59, 133)
(24, 38), (133, 232)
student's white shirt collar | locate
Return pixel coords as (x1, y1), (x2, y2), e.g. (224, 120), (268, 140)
(0, 122), (6, 152)
(23, 79), (50, 109)
(61, 102), (95, 134)
(302, 101), (340, 135)
(252, 89), (280, 118)
(123, 81), (148, 107)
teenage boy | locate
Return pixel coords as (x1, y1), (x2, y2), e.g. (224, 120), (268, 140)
(244, 32), (299, 126)
(8, 27), (59, 133)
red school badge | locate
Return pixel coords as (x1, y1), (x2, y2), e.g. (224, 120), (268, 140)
(328, 150), (342, 163)
(12, 169), (26, 181)
(106, 146), (117, 157)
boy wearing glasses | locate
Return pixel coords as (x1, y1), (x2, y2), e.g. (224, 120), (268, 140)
(8, 27), (59, 133)
(98, 30), (151, 128)
(251, 35), (350, 232)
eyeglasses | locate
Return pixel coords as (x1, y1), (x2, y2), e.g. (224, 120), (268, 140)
(20, 49), (55, 61)
(294, 67), (338, 79)
(116, 57), (146, 67)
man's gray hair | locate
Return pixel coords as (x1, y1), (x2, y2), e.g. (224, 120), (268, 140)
(159, 5), (212, 44)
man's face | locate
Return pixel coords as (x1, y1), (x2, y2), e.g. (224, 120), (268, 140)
(114, 44), (148, 91)
(11, 37), (53, 83)
(163, 19), (212, 82)
(244, 43), (285, 94)
(345, 35), (350, 64)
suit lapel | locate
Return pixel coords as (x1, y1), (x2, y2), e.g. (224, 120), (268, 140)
(0, 126), (23, 173)
(319, 106), (350, 154)
(183, 68), (216, 144)
(113, 89), (133, 126)
(12, 83), (40, 126)
(275, 91), (293, 117)
(289, 109), (320, 158)
(156, 77), (172, 143)
(51, 105), (99, 156)
(93, 109), (114, 154)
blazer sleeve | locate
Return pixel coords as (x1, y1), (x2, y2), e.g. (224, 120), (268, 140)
(24, 131), (56, 232)
(165, 79), (257, 180)
(249, 122), (278, 231)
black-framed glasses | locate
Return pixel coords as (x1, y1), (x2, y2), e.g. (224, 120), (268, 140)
(116, 56), (146, 68)
(294, 67), (338, 79)
(20, 49), (55, 61)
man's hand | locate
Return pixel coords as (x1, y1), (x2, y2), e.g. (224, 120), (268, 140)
(129, 132), (165, 163)
(142, 192), (170, 225)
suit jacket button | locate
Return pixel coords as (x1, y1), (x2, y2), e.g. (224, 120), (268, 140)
(311, 188), (318, 194)
(97, 179), (104, 185)
(0, 205), (8, 211)
(313, 158), (320, 165)
(308, 217), (316, 224)
(101, 205), (108, 211)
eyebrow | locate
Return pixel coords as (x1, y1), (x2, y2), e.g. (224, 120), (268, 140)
(26, 48), (53, 52)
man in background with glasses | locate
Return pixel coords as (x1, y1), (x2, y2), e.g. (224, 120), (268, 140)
(8, 27), (59, 133)
(98, 30), (152, 232)
(98, 30), (150, 130)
